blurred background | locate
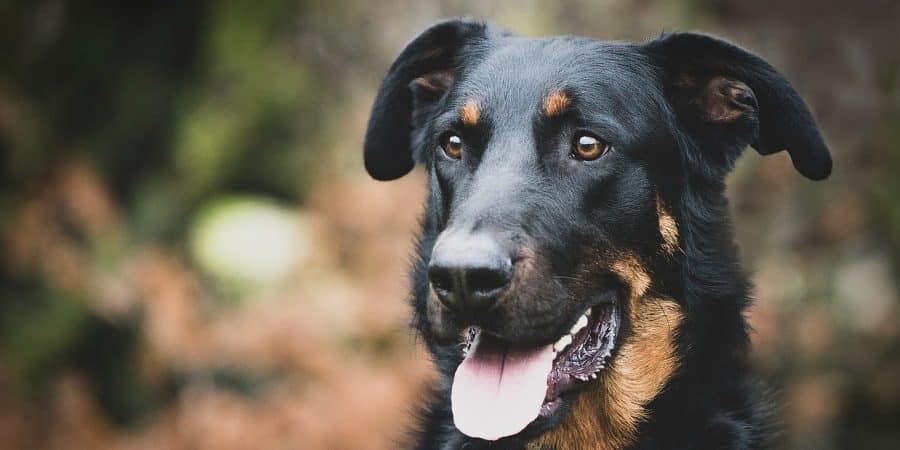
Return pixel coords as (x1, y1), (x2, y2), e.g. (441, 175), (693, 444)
(0, 0), (898, 449)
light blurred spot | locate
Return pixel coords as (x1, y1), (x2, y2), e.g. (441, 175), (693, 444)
(834, 252), (898, 335)
(189, 196), (309, 286)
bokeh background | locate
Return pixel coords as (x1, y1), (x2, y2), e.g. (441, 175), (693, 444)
(1, 1), (898, 449)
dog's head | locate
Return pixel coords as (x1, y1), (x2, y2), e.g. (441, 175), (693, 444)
(364, 20), (830, 445)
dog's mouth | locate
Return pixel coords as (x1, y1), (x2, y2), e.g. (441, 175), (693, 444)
(451, 302), (620, 441)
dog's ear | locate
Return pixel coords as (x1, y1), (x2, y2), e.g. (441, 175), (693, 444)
(644, 32), (831, 180)
(364, 19), (493, 181)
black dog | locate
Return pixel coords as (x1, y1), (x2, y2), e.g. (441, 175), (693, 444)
(363, 19), (830, 449)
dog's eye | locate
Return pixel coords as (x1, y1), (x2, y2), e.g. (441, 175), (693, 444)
(441, 134), (463, 159)
(572, 135), (612, 161)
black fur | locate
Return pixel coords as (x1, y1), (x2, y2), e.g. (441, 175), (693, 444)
(364, 19), (830, 449)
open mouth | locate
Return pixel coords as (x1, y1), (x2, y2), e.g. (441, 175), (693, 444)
(451, 302), (620, 441)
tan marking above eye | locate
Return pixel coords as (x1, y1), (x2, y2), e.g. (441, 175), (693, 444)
(460, 99), (480, 126)
(573, 135), (610, 161)
(543, 90), (571, 117)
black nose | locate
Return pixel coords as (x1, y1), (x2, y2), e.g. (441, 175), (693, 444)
(428, 232), (513, 315)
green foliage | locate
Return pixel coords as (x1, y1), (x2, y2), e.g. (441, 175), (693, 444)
(174, 0), (320, 201)
(0, 279), (90, 395)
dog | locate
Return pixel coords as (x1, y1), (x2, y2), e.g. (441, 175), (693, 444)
(362, 19), (831, 449)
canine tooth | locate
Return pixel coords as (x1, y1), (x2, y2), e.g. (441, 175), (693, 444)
(570, 315), (589, 335)
(554, 334), (573, 352)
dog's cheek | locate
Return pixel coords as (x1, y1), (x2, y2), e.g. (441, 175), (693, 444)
(429, 166), (453, 229)
(432, 160), (461, 228)
(583, 166), (658, 255)
(531, 256), (683, 450)
(531, 299), (683, 450)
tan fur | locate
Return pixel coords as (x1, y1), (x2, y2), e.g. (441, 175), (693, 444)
(461, 99), (480, 126)
(529, 256), (683, 450)
(656, 194), (679, 255)
(543, 91), (572, 117)
(610, 256), (651, 301)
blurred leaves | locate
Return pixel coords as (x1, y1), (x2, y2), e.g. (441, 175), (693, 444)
(174, 0), (320, 201)
(0, 280), (90, 394)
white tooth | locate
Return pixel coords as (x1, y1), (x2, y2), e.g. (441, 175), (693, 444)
(570, 315), (589, 335)
(463, 327), (480, 356)
(554, 334), (573, 352)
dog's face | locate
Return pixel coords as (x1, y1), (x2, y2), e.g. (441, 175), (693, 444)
(423, 37), (669, 342)
(364, 20), (830, 445)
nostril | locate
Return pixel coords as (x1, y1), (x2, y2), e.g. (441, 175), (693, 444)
(467, 264), (512, 296)
(428, 265), (454, 295)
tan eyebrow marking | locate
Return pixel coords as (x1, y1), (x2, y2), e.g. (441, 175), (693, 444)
(543, 90), (572, 117)
(460, 99), (480, 126)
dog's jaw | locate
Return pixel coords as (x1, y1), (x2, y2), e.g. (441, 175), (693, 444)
(529, 274), (684, 449)
(451, 302), (621, 440)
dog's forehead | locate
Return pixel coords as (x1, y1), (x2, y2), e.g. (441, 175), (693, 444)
(456, 37), (656, 115)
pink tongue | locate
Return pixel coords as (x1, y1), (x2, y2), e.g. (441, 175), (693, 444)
(451, 337), (555, 441)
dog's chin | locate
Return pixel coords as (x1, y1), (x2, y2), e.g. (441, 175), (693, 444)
(453, 301), (621, 441)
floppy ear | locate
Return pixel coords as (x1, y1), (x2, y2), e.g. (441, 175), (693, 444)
(644, 32), (832, 180)
(363, 19), (493, 181)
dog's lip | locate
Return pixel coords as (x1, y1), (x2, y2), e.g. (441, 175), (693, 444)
(459, 298), (617, 353)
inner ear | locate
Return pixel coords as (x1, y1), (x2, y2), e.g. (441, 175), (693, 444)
(644, 32), (831, 180)
(410, 69), (456, 102)
(676, 74), (758, 124)
(698, 76), (757, 123)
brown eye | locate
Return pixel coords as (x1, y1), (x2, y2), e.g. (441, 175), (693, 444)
(572, 134), (611, 161)
(441, 134), (463, 159)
